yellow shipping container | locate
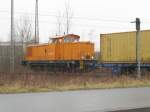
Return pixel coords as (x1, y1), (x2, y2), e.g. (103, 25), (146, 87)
(100, 30), (150, 63)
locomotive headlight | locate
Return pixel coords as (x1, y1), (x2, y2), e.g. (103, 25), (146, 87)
(91, 56), (94, 59)
(81, 56), (85, 59)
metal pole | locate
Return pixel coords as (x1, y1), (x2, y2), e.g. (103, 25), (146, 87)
(10, 0), (15, 73)
(35, 0), (37, 44)
(35, 0), (39, 44)
(37, 0), (39, 43)
(136, 18), (141, 78)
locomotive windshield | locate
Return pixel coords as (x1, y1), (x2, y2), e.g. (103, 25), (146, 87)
(64, 36), (79, 43)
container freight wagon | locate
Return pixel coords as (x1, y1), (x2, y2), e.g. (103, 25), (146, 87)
(100, 30), (150, 74)
(23, 34), (95, 72)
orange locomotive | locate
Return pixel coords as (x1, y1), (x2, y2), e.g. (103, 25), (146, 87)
(23, 34), (95, 72)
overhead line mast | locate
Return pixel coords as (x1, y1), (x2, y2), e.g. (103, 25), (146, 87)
(10, 0), (15, 73)
(35, 0), (39, 44)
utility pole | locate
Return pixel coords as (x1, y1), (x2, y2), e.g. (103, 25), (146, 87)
(136, 18), (141, 78)
(35, 0), (39, 44)
(10, 0), (15, 73)
(131, 18), (141, 78)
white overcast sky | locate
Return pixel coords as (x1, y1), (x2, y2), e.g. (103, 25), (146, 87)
(0, 0), (150, 51)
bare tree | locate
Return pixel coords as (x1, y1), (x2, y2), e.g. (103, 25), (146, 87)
(56, 11), (63, 35)
(63, 0), (73, 34)
(55, 0), (73, 35)
(88, 29), (95, 42)
(15, 15), (33, 44)
(15, 15), (34, 59)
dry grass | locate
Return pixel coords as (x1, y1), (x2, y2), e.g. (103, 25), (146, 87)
(0, 72), (150, 93)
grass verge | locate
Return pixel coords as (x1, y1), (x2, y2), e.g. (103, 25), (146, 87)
(0, 73), (150, 94)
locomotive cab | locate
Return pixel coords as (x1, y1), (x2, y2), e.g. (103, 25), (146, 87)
(49, 34), (80, 44)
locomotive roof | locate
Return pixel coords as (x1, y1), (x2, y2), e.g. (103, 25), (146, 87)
(50, 34), (80, 39)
